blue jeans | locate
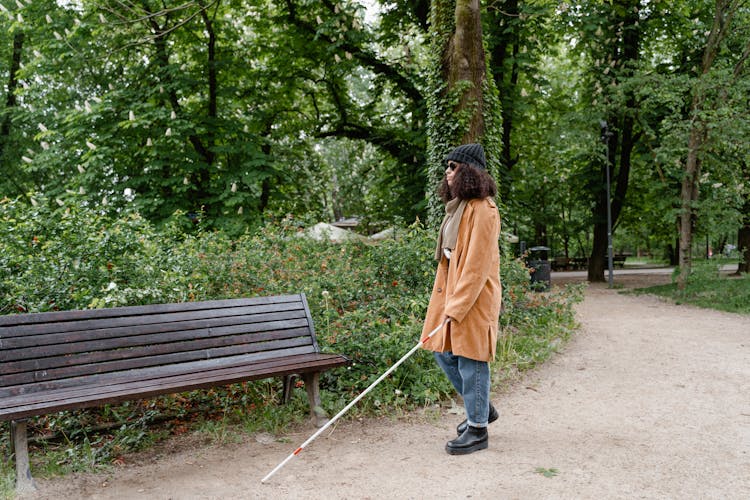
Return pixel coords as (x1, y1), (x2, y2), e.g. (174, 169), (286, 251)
(433, 351), (490, 428)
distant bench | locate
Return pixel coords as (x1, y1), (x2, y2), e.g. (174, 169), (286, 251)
(612, 254), (627, 268)
(0, 294), (350, 492)
(551, 255), (628, 271)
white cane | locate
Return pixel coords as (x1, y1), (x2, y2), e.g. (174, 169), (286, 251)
(261, 317), (449, 484)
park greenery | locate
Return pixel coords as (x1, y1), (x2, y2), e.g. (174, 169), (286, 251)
(1, 0), (748, 280)
(0, 196), (583, 489)
(634, 259), (750, 314)
(1, 0), (749, 491)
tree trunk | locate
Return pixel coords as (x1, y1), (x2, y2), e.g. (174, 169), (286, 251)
(197, 1), (218, 207)
(487, 0), (519, 172)
(589, 109), (637, 282)
(738, 194), (750, 274)
(1, 32), (23, 150)
(739, 225), (750, 274)
(667, 237), (679, 266)
(1, 32), (26, 197)
(677, 122), (704, 288)
(259, 129), (273, 214)
(588, 221), (608, 281)
(445, 0), (486, 142)
(587, 1), (639, 282)
(145, 1), (216, 215)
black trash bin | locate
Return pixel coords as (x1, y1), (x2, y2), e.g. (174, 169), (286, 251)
(528, 246), (551, 291)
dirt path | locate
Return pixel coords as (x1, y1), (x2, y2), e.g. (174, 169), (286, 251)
(24, 276), (750, 499)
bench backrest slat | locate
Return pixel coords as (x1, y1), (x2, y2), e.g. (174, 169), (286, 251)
(1, 334), (314, 388)
(0, 294), (321, 392)
(2, 315), (308, 363)
(3, 324), (312, 375)
(1, 301), (304, 338)
(0, 295), (302, 327)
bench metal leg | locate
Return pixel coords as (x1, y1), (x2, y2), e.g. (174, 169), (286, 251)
(10, 420), (36, 494)
(302, 372), (329, 427)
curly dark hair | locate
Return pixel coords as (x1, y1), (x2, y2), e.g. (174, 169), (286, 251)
(439, 163), (498, 203)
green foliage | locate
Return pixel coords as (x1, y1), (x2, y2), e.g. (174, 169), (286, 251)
(0, 197), (582, 481)
(3, 0), (747, 269)
(499, 265), (585, 370)
(501, 0), (750, 267)
(0, 196), (205, 314)
(535, 467), (560, 478)
(632, 259), (750, 314)
(0, 0), (430, 233)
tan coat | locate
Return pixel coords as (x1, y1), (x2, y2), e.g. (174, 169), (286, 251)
(421, 197), (501, 362)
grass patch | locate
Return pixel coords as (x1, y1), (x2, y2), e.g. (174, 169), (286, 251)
(623, 257), (670, 268)
(630, 262), (749, 315)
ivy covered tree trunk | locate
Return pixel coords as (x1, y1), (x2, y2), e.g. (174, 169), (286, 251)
(446, 0), (485, 140)
(426, 0), (502, 225)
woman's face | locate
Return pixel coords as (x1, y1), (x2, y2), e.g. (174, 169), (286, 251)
(446, 161), (460, 187)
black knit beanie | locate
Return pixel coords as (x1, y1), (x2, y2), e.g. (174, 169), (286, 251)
(445, 143), (486, 170)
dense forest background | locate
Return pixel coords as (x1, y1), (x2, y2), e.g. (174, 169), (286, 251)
(1, 0), (749, 281)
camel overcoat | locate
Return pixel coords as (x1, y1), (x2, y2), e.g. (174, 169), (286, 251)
(421, 197), (501, 362)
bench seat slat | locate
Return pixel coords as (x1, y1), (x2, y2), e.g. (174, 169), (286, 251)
(0, 352), (348, 410)
(1, 346), (334, 398)
(1, 335), (320, 387)
(0, 353), (349, 421)
(3, 321), (312, 372)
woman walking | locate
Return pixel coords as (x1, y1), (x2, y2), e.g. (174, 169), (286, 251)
(422, 143), (502, 455)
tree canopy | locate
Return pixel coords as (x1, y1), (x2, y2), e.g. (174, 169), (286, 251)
(1, 0), (748, 278)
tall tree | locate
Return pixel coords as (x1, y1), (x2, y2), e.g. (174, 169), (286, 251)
(677, 0), (746, 287)
(567, 0), (643, 282)
(731, 39), (750, 275)
(484, 1), (558, 191)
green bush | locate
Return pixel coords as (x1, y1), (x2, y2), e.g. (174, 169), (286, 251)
(0, 197), (207, 313)
(0, 197), (582, 483)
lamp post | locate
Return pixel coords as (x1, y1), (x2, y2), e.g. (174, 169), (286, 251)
(600, 120), (614, 288)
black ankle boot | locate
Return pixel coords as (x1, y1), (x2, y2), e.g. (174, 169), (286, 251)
(446, 425), (488, 455)
(456, 403), (498, 436)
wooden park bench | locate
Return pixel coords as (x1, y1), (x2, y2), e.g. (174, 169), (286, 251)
(613, 254), (627, 268)
(551, 257), (571, 272)
(570, 257), (588, 270)
(0, 294), (350, 492)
